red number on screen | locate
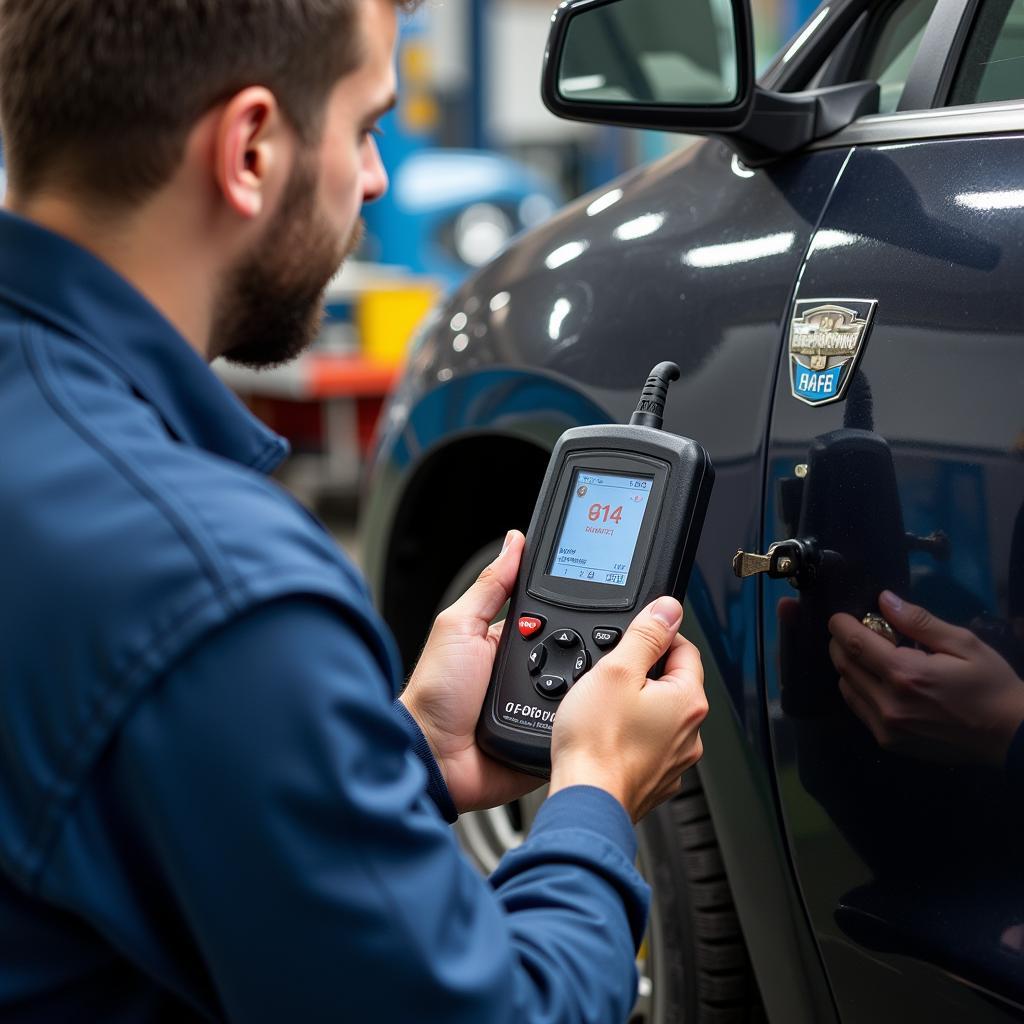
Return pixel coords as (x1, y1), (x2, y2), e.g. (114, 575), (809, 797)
(588, 504), (625, 524)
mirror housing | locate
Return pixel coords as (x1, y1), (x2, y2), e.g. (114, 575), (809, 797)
(732, 80), (880, 163)
(542, 0), (880, 164)
(543, 0), (756, 134)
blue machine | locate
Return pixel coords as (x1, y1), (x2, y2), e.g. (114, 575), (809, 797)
(362, 11), (561, 291)
(365, 145), (560, 291)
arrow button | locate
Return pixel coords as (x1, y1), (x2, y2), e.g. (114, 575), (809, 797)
(535, 675), (568, 699)
(554, 630), (580, 649)
(572, 650), (591, 681)
(528, 643), (547, 675)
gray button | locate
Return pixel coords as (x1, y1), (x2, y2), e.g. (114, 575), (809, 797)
(535, 675), (568, 699)
(572, 650), (590, 681)
(592, 627), (621, 650)
(528, 643), (547, 675)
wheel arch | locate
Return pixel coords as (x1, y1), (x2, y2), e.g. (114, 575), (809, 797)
(379, 431), (551, 670)
(365, 368), (612, 669)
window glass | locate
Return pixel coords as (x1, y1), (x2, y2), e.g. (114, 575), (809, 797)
(863, 0), (939, 111)
(950, 0), (1024, 104)
(790, 0), (938, 113)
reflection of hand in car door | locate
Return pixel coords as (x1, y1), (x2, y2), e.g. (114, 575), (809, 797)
(828, 590), (1024, 769)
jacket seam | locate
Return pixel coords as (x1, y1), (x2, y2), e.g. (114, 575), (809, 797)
(16, 324), (255, 884)
(21, 323), (242, 598)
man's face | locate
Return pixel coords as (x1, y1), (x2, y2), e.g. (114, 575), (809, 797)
(217, 0), (397, 368)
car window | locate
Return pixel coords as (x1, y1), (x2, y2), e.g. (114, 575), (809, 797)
(861, 0), (939, 111)
(799, 0), (939, 113)
(949, 0), (1024, 104)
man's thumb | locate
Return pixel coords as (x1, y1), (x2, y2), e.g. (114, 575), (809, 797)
(606, 596), (683, 674)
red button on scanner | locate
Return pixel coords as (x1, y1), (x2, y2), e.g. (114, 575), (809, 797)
(518, 614), (545, 639)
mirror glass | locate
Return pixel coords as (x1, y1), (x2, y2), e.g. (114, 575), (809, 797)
(558, 0), (739, 106)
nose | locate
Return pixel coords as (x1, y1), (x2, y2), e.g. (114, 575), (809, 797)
(362, 136), (389, 204)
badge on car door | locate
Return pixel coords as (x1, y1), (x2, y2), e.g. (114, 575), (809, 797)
(789, 299), (877, 406)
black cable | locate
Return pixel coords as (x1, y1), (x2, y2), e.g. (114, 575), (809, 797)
(629, 361), (680, 430)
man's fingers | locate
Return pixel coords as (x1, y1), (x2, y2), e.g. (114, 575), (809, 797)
(661, 633), (703, 686)
(831, 638), (906, 748)
(446, 531), (524, 628)
(830, 640), (883, 706)
(877, 590), (976, 656)
(828, 612), (896, 675)
(603, 597), (683, 680)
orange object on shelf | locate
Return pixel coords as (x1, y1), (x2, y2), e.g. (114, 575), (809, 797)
(305, 353), (399, 399)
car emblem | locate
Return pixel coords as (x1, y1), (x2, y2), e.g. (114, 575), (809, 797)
(788, 299), (877, 406)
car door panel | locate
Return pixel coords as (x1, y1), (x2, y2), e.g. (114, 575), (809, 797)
(762, 136), (1024, 1021)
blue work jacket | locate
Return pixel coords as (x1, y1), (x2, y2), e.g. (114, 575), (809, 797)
(0, 209), (649, 1022)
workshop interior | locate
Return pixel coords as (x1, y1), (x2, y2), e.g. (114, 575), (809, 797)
(3, 0), (1023, 1020)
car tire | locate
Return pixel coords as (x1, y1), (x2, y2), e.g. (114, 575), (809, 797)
(435, 540), (764, 1024)
(636, 771), (766, 1024)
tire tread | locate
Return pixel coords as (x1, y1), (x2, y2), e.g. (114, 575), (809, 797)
(640, 770), (766, 1024)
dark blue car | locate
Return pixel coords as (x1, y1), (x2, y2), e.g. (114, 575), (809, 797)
(362, 0), (1024, 1019)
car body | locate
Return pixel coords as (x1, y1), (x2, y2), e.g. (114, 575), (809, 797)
(362, 0), (1024, 1020)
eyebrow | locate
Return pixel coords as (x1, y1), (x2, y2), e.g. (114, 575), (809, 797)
(366, 94), (398, 122)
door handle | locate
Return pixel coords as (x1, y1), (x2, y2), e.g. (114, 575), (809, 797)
(732, 537), (830, 590)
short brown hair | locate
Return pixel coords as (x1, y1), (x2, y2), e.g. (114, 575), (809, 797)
(0, 0), (393, 206)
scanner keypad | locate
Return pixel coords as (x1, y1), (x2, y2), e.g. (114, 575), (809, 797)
(524, 626), (591, 700)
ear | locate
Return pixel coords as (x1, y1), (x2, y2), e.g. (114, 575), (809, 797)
(212, 86), (291, 220)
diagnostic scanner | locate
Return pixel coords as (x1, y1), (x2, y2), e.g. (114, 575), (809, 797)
(476, 362), (715, 776)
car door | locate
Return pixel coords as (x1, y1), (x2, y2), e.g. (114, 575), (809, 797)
(757, 0), (1024, 1019)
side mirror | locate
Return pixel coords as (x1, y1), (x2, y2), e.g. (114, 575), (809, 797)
(542, 0), (880, 163)
(542, 0), (755, 134)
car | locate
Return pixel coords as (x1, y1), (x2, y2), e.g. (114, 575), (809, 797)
(360, 0), (1024, 1020)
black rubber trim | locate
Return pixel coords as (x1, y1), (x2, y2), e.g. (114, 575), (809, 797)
(897, 0), (979, 109)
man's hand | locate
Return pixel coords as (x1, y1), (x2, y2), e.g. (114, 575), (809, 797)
(549, 597), (708, 823)
(400, 530), (542, 813)
(829, 591), (1024, 767)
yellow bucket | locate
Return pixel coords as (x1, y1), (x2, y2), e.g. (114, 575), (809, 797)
(357, 280), (440, 366)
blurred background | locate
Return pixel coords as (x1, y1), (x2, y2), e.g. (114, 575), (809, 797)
(186, 0), (823, 550)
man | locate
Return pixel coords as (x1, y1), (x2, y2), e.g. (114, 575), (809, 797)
(0, 2), (708, 1021)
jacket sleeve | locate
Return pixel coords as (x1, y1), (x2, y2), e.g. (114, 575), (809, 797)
(42, 597), (649, 1024)
(392, 698), (459, 823)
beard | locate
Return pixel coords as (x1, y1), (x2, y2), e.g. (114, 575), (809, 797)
(215, 152), (364, 369)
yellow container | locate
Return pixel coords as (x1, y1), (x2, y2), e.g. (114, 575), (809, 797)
(357, 280), (440, 366)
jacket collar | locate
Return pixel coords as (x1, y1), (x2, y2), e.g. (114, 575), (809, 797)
(0, 208), (289, 473)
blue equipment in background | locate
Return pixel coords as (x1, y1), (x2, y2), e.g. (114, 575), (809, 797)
(364, 144), (560, 291)
(361, 10), (561, 292)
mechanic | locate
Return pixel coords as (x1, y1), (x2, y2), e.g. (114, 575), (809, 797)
(0, 2), (708, 1021)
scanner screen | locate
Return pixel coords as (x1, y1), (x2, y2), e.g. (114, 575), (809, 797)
(549, 470), (653, 587)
